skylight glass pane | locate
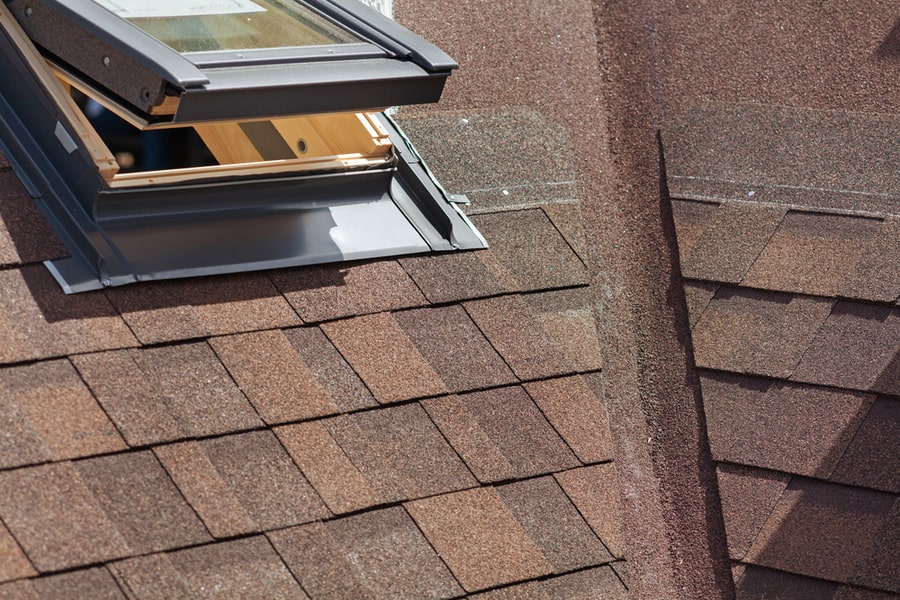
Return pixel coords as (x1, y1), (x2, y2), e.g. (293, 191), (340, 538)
(93, 0), (360, 52)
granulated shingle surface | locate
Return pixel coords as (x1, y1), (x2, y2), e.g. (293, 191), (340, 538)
(27, 568), (125, 600)
(130, 343), (262, 437)
(523, 288), (604, 373)
(842, 216), (900, 302)
(322, 312), (447, 403)
(271, 260), (427, 323)
(157, 431), (329, 533)
(469, 566), (627, 599)
(681, 202), (785, 284)
(393, 305), (516, 392)
(282, 326), (376, 411)
(496, 476), (612, 571)
(0, 462), (130, 571)
(73, 452), (211, 554)
(0, 360), (125, 468)
(0, 521), (35, 582)
(124, 536), (306, 599)
(0, 170), (66, 267)
(424, 387), (579, 482)
(700, 373), (873, 478)
(670, 199), (720, 264)
(691, 287), (833, 378)
(105, 273), (299, 345)
(742, 212), (883, 297)
(323, 404), (476, 502)
(830, 397), (900, 493)
(524, 375), (613, 464)
(0, 266), (137, 364)
(468, 209), (588, 292)
(269, 506), (463, 599)
(683, 281), (720, 328)
(399, 251), (503, 304)
(210, 330), (337, 423)
(555, 464), (625, 559)
(714, 464), (791, 560)
(792, 302), (900, 394)
(745, 478), (896, 588)
(153, 441), (256, 538)
(406, 487), (553, 592)
(464, 295), (572, 381)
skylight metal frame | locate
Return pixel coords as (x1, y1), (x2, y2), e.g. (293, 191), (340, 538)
(0, 0), (486, 294)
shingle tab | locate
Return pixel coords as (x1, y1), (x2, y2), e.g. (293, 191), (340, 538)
(734, 565), (840, 600)
(424, 387), (579, 483)
(523, 288), (603, 372)
(469, 209), (589, 291)
(115, 537), (306, 599)
(0, 266), (137, 365)
(406, 487), (553, 592)
(464, 295), (572, 380)
(555, 464), (625, 558)
(399, 252), (503, 304)
(714, 464), (791, 560)
(275, 421), (378, 515)
(742, 211), (883, 297)
(282, 326), (377, 412)
(269, 507), (463, 599)
(683, 281), (720, 328)
(843, 216), (900, 302)
(393, 305), (516, 393)
(131, 343), (263, 437)
(74, 452), (211, 554)
(496, 477), (612, 572)
(830, 397), (900, 493)
(323, 404), (476, 503)
(691, 287), (833, 378)
(680, 201), (785, 284)
(156, 431), (329, 533)
(0, 463), (130, 571)
(29, 568), (125, 600)
(211, 330), (337, 423)
(271, 260), (427, 323)
(792, 302), (900, 394)
(744, 478), (896, 590)
(106, 273), (300, 345)
(700, 373), (873, 478)
(524, 375), (613, 464)
(0, 521), (35, 583)
(322, 313), (447, 403)
(671, 199), (720, 264)
(469, 566), (627, 600)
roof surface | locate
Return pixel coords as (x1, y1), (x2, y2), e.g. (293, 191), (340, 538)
(1, 1), (898, 599)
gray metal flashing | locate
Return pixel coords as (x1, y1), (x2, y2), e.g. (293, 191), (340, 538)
(0, 24), (485, 293)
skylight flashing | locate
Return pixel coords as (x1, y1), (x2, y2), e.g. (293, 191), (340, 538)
(0, 0), (486, 293)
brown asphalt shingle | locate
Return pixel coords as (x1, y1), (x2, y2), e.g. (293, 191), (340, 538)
(464, 295), (571, 380)
(0, 521), (35, 582)
(406, 487), (553, 592)
(399, 251), (503, 304)
(691, 287), (833, 378)
(393, 305), (516, 392)
(113, 536), (306, 599)
(0, 360), (125, 469)
(0, 462), (130, 571)
(524, 375), (613, 464)
(792, 302), (900, 394)
(469, 566), (628, 599)
(700, 373), (873, 478)
(269, 506), (463, 599)
(0, 266), (137, 364)
(155, 431), (329, 533)
(742, 211), (883, 298)
(496, 476), (612, 571)
(26, 568), (124, 600)
(73, 452), (211, 554)
(271, 260), (427, 323)
(424, 387), (579, 483)
(468, 209), (589, 292)
(830, 397), (900, 493)
(0, 170), (66, 267)
(744, 478), (897, 590)
(670, 199), (720, 264)
(210, 329), (337, 423)
(522, 288), (603, 372)
(555, 464), (626, 559)
(322, 312), (447, 403)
